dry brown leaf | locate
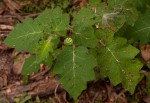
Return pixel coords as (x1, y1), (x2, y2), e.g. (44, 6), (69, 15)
(140, 44), (150, 62)
(0, 50), (13, 89)
(79, 0), (87, 8)
(0, 2), (5, 14)
(0, 24), (14, 30)
(143, 95), (150, 103)
(13, 53), (29, 75)
(70, 0), (87, 8)
(3, 0), (21, 11)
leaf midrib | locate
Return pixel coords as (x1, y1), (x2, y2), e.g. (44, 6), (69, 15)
(10, 31), (42, 40)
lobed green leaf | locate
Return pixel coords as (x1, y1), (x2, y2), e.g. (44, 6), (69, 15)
(52, 46), (97, 100)
(35, 7), (70, 36)
(73, 8), (98, 48)
(4, 18), (43, 52)
(21, 55), (40, 76)
(36, 37), (53, 62)
(73, 27), (98, 48)
(73, 7), (95, 31)
(132, 0), (150, 13)
(98, 37), (143, 93)
(94, 0), (138, 32)
(124, 14), (150, 43)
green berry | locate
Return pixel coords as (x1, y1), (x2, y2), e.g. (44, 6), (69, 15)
(64, 37), (73, 45)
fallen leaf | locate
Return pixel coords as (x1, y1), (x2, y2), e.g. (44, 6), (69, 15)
(140, 44), (150, 62)
(143, 95), (150, 103)
(3, 0), (21, 11)
(0, 24), (14, 30)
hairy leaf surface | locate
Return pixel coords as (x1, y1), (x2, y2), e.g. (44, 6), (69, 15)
(122, 1), (139, 26)
(89, 0), (100, 6)
(95, 29), (114, 45)
(108, 0), (125, 6)
(4, 18), (42, 52)
(21, 55), (40, 75)
(35, 7), (69, 36)
(73, 8), (98, 48)
(94, 0), (138, 32)
(73, 27), (98, 48)
(36, 37), (53, 62)
(98, 37), (143, 93)
(73, 7), (95, 30)
(52, 46), (97, 99)
(125, 15), (150, 43)
(132, 0), (150, 13)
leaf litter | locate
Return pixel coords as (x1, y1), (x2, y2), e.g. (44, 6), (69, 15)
(0, 0), (150, 103)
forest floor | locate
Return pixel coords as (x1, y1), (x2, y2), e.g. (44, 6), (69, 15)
(0, 0), (150, 103)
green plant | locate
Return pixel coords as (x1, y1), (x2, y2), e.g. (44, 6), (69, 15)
(4, 0), (150, 101)
(14, 93), (31, 103)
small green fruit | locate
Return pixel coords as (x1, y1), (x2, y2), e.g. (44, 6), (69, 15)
(64, 37), (73, 45)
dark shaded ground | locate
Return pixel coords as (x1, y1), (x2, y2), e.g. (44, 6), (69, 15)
(0, 1), (150, 103)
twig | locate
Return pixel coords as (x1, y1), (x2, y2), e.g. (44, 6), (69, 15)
(92, 92), (99, 103)
(55, 84), (62, 103)
(0, 25), (14, 30)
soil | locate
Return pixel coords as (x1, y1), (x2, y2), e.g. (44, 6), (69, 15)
(0, 1), (150, 103)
